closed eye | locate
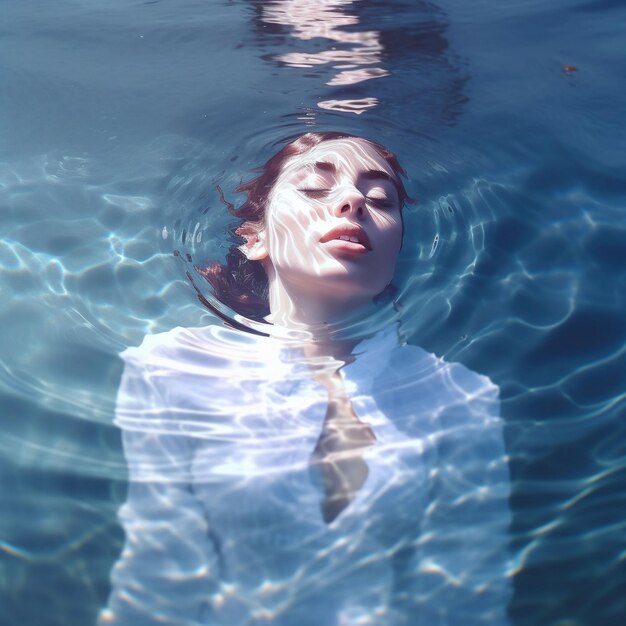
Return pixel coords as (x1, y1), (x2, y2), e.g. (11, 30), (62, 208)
(366, 196), (394, 209)
(299, 188), (331, 199)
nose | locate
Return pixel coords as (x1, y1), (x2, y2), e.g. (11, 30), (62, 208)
(333, 187), (366, 220)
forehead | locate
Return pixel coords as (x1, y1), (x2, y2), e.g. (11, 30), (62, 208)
(278, 138), (395, 181)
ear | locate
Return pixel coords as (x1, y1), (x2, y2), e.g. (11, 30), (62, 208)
(236, 222), (268, 261)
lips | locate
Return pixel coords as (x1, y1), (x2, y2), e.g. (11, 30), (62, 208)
(319, 224), (372, 251)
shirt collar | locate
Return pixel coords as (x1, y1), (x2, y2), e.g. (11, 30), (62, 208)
(194, 319), (402, 387)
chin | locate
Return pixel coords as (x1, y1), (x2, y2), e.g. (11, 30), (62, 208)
(317, 271), (390, 301)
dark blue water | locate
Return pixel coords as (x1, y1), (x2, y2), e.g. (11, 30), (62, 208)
(1, 0), (625, 624)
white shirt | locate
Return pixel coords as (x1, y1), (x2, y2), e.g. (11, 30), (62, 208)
(102, 323), (512, 626)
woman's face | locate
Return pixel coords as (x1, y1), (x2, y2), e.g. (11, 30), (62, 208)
(248, 138), (404, 302)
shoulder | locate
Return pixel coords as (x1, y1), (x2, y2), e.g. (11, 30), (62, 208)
(118, 324), (284, 411)
(122, 324), (273, 374)
(122, 325), (191, 365)
(379, 343), (500, 427)
(116, 325), (277, 431)
(389, 342), (498, 397)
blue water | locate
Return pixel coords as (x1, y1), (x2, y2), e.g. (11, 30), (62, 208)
(1, 0), (625, 624)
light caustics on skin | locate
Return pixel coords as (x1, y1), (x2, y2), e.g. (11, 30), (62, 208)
(236, 138), (404, 519)
(238, 138), (403, 334)
(262, 0), (389, 113)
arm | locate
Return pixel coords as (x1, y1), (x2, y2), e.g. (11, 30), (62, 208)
(100, 349), (221, 626)
(395, 365), (513, 625)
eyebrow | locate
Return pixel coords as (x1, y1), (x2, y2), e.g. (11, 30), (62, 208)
(312, 161), (337, 174)
(359, 169), (396, 184)
(312, 162), (395, 184)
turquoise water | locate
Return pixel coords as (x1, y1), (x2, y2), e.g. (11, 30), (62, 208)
(1, 0), (625, 624)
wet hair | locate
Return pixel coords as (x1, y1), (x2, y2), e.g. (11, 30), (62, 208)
(197, 131), (410, 322)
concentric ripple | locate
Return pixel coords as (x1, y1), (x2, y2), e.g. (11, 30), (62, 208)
(2, 0), (626, 624)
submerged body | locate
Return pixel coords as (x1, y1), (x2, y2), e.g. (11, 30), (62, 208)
(102, 323), (512, 626)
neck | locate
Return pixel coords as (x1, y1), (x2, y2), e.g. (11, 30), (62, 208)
(265, 273), (372, 362)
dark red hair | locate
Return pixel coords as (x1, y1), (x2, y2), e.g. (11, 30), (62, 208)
(197, 132), (410, 322)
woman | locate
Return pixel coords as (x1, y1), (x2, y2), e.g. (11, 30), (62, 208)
(101, 133), (512, 626)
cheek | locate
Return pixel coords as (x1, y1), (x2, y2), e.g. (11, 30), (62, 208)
(374, 213), (404, 251)
(383, 239), (402, 273)
(266, 191), (323, 260)
(377, 218), (403, 280)
(394, 222), (404, 252)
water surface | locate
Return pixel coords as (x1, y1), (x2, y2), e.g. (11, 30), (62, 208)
(1, 0), (625, 624)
